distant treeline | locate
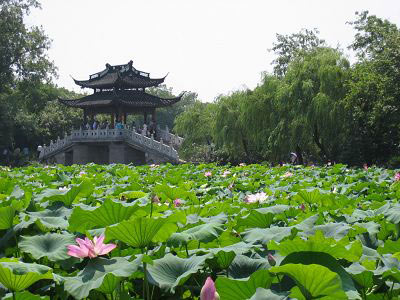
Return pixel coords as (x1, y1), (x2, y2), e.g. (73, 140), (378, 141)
(174, 11), (400, 167)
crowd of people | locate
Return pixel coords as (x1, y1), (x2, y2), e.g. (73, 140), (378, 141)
(80, 119), (158, 138)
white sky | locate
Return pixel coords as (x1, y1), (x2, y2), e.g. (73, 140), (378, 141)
(28, 0), (400, 102)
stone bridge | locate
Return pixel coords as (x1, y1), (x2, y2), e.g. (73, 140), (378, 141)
(38, 126), (183, 165)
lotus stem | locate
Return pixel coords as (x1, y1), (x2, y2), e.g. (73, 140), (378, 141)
(185, 244), (189, 257)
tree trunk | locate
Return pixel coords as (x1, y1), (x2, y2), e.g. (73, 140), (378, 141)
(313, 125), (328, 161)
(295, 145), (304, 165)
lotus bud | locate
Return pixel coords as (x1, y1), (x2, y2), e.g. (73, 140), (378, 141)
(300, 203), (305, 211)
(200, 277), (219, 300)
(395, 172), (400, 181)
(152, 195), (160, 204)
(363, 163), (368, 170)
(267, 253), (276, 266)
(173, 198), (182, 207)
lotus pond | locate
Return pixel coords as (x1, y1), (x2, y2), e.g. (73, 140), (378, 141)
(1, 163), (400, 299)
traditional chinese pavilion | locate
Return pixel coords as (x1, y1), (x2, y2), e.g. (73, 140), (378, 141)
(38, 60), (184, 165)
(59, 60), (183, 127)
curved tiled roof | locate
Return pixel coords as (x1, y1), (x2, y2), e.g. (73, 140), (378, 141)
(58, 90), (184, 109)
(73, 60), (166, 89)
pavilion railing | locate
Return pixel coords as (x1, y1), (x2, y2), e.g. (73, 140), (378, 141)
(38, 127), (183, 162)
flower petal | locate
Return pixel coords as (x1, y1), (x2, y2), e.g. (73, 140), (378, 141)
(98, 243), (117, 255)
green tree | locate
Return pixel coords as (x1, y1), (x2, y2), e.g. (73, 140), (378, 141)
(0, 0), (55, 92)
(271, 28), (325, 77)
(344, 11), (400, 164)
(174, 101), (216, 161)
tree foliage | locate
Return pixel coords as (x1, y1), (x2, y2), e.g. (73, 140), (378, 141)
(175, 12), (400, 166)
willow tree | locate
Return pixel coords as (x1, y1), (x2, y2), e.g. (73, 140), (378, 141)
(240, 75), (282, 161)
(214, 91), (253, 161)
(174, 101), (216, 161)
(274, 47), (350, 163)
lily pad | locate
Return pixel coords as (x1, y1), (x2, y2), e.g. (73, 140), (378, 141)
(19, 233), (76, 261)
(64, 257), (139, 299)
(0, 259), (52, 292)
(147, 253), (210, 292)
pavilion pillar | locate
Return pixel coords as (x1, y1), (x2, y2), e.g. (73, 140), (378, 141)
(111, 112), (115, 128)
(123, 112), (127, 125)
(151, 109), (156, 125)
(83, 109), (87, 124)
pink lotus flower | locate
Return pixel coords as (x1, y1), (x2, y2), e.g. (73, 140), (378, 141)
(244, 192), (267, 204)
(299, 203), (305, 211)
(200, 277), (220, 300)
(67, 234), (116, 259)
(79, 171), (86, 176)
(395, 172), (400, 181)
(204, 171), (212, 177)
(283, 172), (293, 178)
(173, 198), (182, 207)
(239, 163), (246, 166)
(363, 163), (368, 170)
(221, 170), (231, 177)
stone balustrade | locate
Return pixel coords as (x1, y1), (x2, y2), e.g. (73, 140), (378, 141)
(38, 127), (183, 162)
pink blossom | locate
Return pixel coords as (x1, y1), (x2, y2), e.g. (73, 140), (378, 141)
(244, 192), (267, 204)
(79, 171), (86, 176)
(363, 163), (368, 170)
(173, 198), (182, 207)
(283, 172), (293, 178)
(239, 163), (246, 166)
(395, 173), (400, 181)
(67, 234), (116, 259)
(267, 253), (276, 266)
(200, 277), (220, 300)
(204, 171), (212, 177)
(221, 170), (231, 177)
(299, 203), (305, 211)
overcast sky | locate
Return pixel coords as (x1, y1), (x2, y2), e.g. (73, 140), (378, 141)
(28, 0), (400, 101)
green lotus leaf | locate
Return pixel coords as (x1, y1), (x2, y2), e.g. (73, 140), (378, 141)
(345, 263), (374, 289)
(64, 257), (139, 299)
(119, 190), (147, 199)
(280, 251), (359, 299)
(236, 211), (274, 229)
(295, 189), (325, 205)
(19, 232), (76, 261)
(36, 179), (93, 206)
(302, 222), (351, 239)
(3, 291), (50, 299)
(207, 250), (236, 270)
(105, 216), (177, 248)
(268, 231), (362, 262)
(270, 264), (347, 299)
(167, 223), (224, 247)
(215, 270), (273, 300)
(227, 254), (269, 279)
(0, 206), (15, 230)
(146, 253), (210, 292)
(95, 273), (120, 294)
(378, 239), (400, 255)
(242, 226), (292, 244)
(0, 259), (52, 292)
(28, 205), (71, 230)
(249, 288), (289, 300)
(69, 198), (141, 232)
